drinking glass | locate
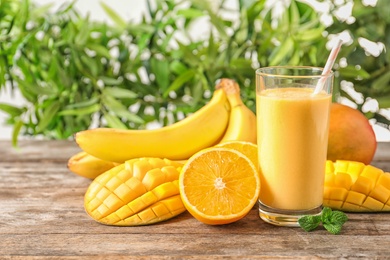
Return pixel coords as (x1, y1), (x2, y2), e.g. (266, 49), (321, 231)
(256, 66), (333, 226)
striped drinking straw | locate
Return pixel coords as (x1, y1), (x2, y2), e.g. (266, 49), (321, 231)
(313, 39), (343, 95)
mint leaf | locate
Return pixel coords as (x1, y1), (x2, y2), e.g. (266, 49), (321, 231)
(321, 207), (333, 223)
(298, 207), (348, 235)
(298, 215), (321, 232)
(323, 223), (342, 235)
(323, 209), (348, 235)
(329, 210), (348, 225)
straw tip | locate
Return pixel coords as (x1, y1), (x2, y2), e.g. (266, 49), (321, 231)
(334, 38), (343, 47)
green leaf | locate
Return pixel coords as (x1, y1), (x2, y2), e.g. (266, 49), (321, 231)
(102, 94), (127, 110)
(100, 2), (127, 29)
(12, 119), (24, 147)
(269, 37), (294, 66)
(136, 33), (152, 53)
(175, 42), (201, 65)
(206, 32), (217, 60)
(47, 55), (60, 81)
(195, 0), (228, 40)
(377, 0), (390, 23)
(29, 3), (54, 19)
(321, 207), (333, 223)
(100, 77), (123, 86)
(58, 103), (100, 116)
(329, 210), (348, 225)
(81, 55), (99, 77)
(295, 27), (324, 41)
(146, 0), (155, 19)
(288, 0), (300, 26)
(372, 71), (390, 91)
(126, 23), (155, 35)
(164, 69), (196, 97)
(299, 207), (348, 235)
(63, 97), (100, 109)
(338, 66), (370, 80)
(103, 87), (137, 99)
(151, 58), (170, 91)
(170, 60), (187, 75)
(17, 77), (58, 96)
(375, 96), (390, 109)
(230, 58), (252, 70)
(323, 223), (343, 235)
(241, 0), (265, 10)
(86, 43), (111, 58)
(160, 31), (175, 51)
(298, 215), (321, 232)
(75, 20), (90, 46)
(373, 112), (390, 128)
(289, 49), (300, 65)
(0, 103), (25, 117)
(36, 101), (61, 133)
(177, 8), (204, 19)
(103, 111), (128, 129)
(102, 95), (144, 124)
(308, 47), (318, 65)
(352, 0), (376, 18)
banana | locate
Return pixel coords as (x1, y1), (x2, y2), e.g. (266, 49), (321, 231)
(68, 151), (118, 179)
(75, 87), (230, 163)
(217, 78), (257, 144)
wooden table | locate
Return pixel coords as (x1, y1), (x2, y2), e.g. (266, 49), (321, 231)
(1, 140), (390, 259)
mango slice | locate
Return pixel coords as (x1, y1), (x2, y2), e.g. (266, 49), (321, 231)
(324, 160), (390, 212)
(84, 158), (186, 226)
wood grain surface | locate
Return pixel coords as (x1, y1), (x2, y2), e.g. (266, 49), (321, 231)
(1, 140), (389, 259)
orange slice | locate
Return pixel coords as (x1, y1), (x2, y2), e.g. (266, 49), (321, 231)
(216, 141), (258, 170)
(179, 147), (260, 225)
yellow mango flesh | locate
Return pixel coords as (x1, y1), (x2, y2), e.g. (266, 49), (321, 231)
(324, 160), (390, 212)
(120, 195), (185, 226)
(84, 158), (186, 226)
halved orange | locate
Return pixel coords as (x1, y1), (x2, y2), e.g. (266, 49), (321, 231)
(179, 147), (260, 225)
(216, 141), (258, 170)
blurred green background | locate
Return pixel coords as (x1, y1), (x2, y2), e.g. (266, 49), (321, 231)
(0, 0), (389, 145)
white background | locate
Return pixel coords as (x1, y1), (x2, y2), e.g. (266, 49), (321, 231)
(0, 0), (389, 141)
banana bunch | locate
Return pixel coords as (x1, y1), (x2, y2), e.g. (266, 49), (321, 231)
(68, 151), (118, 179)
(68, 78), (256, 178)
(217, 78), (257, 144)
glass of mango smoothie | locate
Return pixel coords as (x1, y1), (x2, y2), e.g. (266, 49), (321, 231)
(256, 66), (333, 227)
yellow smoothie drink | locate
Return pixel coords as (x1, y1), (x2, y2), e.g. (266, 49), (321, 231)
(257, 87), (331, 211)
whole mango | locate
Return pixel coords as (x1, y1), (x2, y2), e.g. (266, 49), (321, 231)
(327, 103), (377, 165)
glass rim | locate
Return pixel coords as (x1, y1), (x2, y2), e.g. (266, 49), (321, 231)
(256, 66), (334, 79)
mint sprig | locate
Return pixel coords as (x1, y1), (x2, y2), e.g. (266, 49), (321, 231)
(298, 207), (348, 235)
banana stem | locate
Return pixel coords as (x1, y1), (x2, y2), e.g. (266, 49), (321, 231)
(216, 78), (243, 107)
